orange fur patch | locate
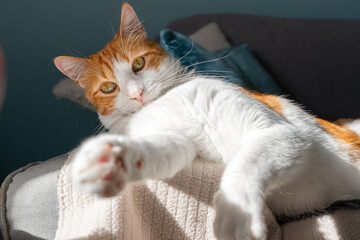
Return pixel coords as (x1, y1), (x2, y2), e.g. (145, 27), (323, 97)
(104, 33), (166, 71)
(239, 87), (283, 115)
(317, 118), (360, 162)
(239, 86), (359, 162)
(248, 91), (283, 115)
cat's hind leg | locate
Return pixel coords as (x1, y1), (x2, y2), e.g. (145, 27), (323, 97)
(213, 125), (310, 240)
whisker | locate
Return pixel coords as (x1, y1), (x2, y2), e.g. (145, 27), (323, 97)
(92, 123), (103, 136)
(127, 34), (143, 56)
(108, 20), (117, 38)
(117, 21), (129, 57)
(159, 53), (233, 83)
(157, 41), (194, 81)
(65, 45), (86, 58)
(195, 70), (233, 74)
(95, 17), (116, 38)
(184, 54), (234, 71)
(109, 20), (131, 57)
(126, 19), (148, 52)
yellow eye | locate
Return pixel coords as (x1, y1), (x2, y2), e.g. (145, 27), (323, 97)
(100, 82), (117, 93)
(132, 56), (145, 72)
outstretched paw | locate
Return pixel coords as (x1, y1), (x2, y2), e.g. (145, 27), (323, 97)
(71, 134), (144, 197)
(213, 191), (266, 240)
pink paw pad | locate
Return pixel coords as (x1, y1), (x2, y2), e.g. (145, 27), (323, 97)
(136, 160), (143, 169)
(97, 156), (108, 164)
(102, 172), (114, 181)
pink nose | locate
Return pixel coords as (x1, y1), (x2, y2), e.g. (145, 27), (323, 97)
(131, 89), (143, 103)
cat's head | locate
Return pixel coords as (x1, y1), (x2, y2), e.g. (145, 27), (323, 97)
(54, 3), (183, 126)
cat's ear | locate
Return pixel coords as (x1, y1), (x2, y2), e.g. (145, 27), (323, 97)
(54, 56), (89, 88)
(119, 3), (146, 37)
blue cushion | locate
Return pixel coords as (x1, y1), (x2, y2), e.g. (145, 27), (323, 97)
(160, 29), (282, 94)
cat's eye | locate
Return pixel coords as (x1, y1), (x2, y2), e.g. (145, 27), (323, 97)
(132, 57), (145, 72)
(100, 82), (117, 94)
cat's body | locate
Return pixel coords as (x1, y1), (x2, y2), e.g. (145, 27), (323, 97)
(54, 3), (360, 240)
(101, 74), (360, 217)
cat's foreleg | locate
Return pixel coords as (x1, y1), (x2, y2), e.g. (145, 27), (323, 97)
(213, 126), (308, 240)
(71, 133), (195, 197)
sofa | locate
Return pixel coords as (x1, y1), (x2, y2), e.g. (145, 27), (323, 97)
(1, 13), (360, 240)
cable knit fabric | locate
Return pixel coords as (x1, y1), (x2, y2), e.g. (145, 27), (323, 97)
(56, 154), (360, 240)
(55, 154), (282, 240)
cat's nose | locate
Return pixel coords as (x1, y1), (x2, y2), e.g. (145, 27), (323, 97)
(131, 89), (143, 103)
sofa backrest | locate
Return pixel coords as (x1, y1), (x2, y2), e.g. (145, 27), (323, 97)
(165, 14), (360, 120)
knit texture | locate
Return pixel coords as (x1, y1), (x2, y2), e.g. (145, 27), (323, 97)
(56, 154), (360, 240)
(55, 155), (281, 240)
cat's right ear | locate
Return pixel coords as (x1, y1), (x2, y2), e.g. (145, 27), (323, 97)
(54, 56), (88, 88)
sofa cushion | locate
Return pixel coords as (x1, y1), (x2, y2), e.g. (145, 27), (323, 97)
(0, 154), (67, 240)
(187, 22), (231, 51)
(160, 29), (282, 94)
(161, 29), (253, 87)
(164, 14), (360, 120)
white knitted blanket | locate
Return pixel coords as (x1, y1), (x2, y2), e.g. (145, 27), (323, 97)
(56, 154), (360, 240)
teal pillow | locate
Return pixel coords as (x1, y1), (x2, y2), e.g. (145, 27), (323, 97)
(160, 29), (282, 94)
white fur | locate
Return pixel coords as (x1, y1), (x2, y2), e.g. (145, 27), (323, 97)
(72, 54), (360, 240)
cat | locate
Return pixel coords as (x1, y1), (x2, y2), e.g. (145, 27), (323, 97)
(54, 3), (360, 240)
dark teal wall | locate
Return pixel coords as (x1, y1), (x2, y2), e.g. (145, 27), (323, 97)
(0, 0), (359, 181)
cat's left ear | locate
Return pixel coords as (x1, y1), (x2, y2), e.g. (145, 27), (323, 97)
(119, 3), (146, 37)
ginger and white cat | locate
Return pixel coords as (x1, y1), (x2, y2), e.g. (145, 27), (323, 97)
(54, 3), (360, 240)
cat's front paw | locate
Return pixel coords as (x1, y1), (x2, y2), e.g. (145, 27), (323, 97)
(213, 191), (266, 240)
(71, 134), (144, 197)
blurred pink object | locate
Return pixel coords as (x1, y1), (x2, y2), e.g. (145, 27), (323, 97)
(0, 45), (6, 109)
